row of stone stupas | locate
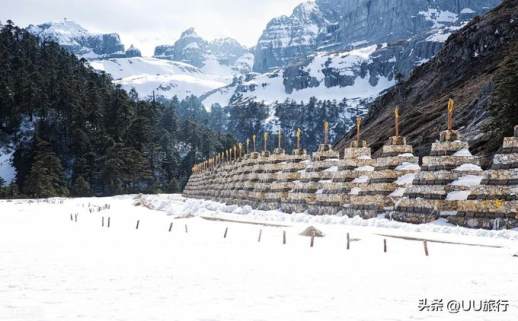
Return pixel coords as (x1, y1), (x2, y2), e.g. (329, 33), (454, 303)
(184, 101), (518, 230)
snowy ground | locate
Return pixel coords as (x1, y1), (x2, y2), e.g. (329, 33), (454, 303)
(1, 194), (518, 321)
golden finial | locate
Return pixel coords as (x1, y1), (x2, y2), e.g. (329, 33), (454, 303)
(324, 120), (329, 145)
(447, 98), (455, 131)
(395, 106), (400, 137)
(278, 128), (282, 149)
(296, 128), (301, 150)
(356, 116), (362, 144)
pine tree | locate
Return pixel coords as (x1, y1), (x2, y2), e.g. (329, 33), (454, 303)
(24, 137), (69, 198)
(71, 176), (91, 197)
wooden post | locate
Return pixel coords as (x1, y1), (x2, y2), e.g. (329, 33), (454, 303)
(347, 232), (350, 250)
(136, 220), (140, 230)
(278, 128), (282, 149)
(185, 224), (188, 233)
(395, 106), (400, 137)
(384, 239), (387, 253)
(224, 227), (228, 238)
(324, 120), (329, 145)
(258, 229), (262, 242)
(310, 231), (315, 248)
(246, 138), (250, 154)
(296, 128), (301, 150)
(169, 222), (173, 232)
(253, 134), (256, 153)
(447, 98), (455, 131)
(102, 216), (105, 227)
(74, 213), (78, 222)
(70, 213), (73, 221)
(423, 240), (429, 256)
(263, 132), (269, 152)
(283, 230), (286, 245)
(107, 217), (111, 228)
(356, 116), (362, 144)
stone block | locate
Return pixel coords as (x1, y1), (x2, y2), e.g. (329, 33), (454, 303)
(343, 146), (372, 159)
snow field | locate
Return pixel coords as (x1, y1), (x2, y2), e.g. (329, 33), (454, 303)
(1, 195), (518, 321)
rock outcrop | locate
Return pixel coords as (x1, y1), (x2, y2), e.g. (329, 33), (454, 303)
(27, 19), (140, 59)
(335, 0), (518, 165)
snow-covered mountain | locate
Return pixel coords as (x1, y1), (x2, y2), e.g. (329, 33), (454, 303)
(201, 0), (500, 110)
(27, 19), (140, 59)
(253, 0), (500, 73)
(92, 28), (253, 100)
(154, 28), (251, 72)
(27, 21), (253, 101)
(89, 57), (236, 100)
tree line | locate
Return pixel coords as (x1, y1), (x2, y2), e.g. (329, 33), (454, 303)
(0, 21), (234, 198)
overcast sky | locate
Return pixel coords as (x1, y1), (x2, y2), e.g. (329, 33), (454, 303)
(2, 0), (302, 56)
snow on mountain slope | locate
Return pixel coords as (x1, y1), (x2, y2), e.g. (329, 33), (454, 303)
(90, 57), (236, 100)
(82, 27), (253, 101)
(203, 44), (395, 108)
(27, 19), (136, 59)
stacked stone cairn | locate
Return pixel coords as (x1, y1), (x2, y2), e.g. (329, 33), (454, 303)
(184, 106), (518, 230)
(261, 131), (292, 210)
(282, 122), (340, 214)
(348, 110), (420, 219)
(394, 101), (483, 223)
(453, 125), (518, 229)
(277, 133), (311, 213)
(343, 137), (420, 219)
(242, 139), (262, 207)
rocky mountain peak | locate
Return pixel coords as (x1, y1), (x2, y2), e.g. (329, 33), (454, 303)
(26, 19), (139, 59)
(179, 27), (201, 40)
(253, 0), (501, 73)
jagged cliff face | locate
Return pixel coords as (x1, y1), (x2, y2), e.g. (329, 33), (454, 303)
(203, 0), (500, 113)
(253, 1), (327, 73)
(254, 0), (501, 73)
(27, 19), (140, 59)
(335, 0), (518, 166)
(154, 28), (251, 70)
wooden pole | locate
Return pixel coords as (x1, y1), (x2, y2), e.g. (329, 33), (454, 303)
(347, 232), (350, 250)
(324, 120), (329, 145)
(107, 217), (111, 228)
(258, 229), (262, 242)
(70, 213), (73, 221)
(169, 222), (173, 232)
(283, 230), (286, 245)
(395, 106), (400, 137)
(264, 132), (269, 152)
(136, 220), (140, 230)
(102, 216), (105, 227)
(224, 227), (228, 238)
(185, 224), (188, 233)
(253, 135), (256, 153)
(278, 128), (282, 149)
(296, 128), (301, 150)
(310, 231), (315, 248)
(384, 239), (387, 253)
(447, 98), (455, 131)
(423, 240), (429, 256)
(356, 117), (362, 144)
(74, 213), (78, 222)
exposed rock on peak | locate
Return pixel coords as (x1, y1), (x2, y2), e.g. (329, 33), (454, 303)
(335, 0), (518, 166)
(26, 19), (139, 59)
